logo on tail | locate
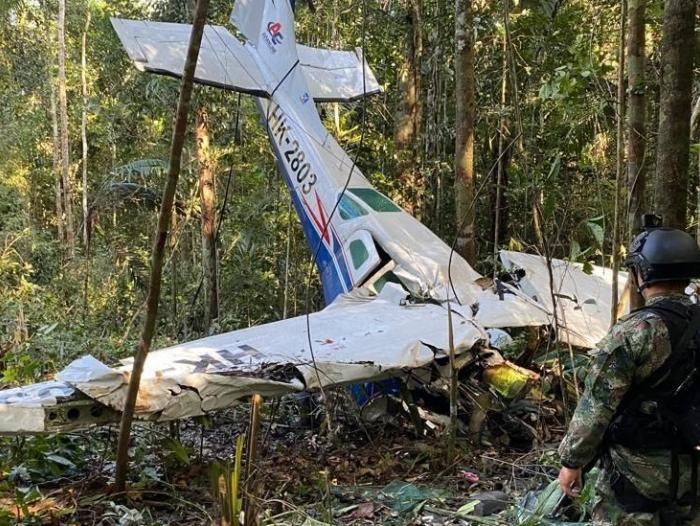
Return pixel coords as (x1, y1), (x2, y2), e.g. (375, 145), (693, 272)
(263, 21), (284, 51)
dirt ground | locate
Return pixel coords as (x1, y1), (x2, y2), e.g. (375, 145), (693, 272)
(0, 390), (570, 525)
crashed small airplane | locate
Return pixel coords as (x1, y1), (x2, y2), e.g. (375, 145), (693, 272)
(0, 0), (626, 434)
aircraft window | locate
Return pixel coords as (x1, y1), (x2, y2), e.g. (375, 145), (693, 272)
(370, 271), (402, 294)
(349, 239), (369, 269)
(348, 188), (401, 213)
(338, 194), (369, 220)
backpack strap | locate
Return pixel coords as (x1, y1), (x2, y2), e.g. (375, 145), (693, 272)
(631, 304), (700, 395)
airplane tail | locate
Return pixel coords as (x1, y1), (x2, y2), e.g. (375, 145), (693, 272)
(231, 0), (299, 89)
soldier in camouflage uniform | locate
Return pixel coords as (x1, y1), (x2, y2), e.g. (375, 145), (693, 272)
(558, 223), (700, 526)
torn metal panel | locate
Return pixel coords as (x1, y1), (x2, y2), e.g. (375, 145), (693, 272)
(0, 381), (74, 433)
(474, 283), (552, 328)
(0, 381), (118, 433)
(498, 251), (628, 348)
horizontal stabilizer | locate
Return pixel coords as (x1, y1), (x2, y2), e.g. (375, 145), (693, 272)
(298, 45), (382, 102)
(111, 18), (269, 96)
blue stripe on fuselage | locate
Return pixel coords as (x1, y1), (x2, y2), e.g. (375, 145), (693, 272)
(258, 99), (353, 304)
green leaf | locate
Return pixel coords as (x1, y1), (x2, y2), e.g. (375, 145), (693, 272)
(569, 240), (581, 261)
(456, 500), (479, 516)
(45, 454), (76, 469)
(546, 155), (562, 181)
(37, 322), (58, 335)
(163, 438), (190, 466)
(586, 221), (604, 247)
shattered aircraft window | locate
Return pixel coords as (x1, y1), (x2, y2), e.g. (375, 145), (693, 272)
(338, 194), (369, 220)
(349, 188), (402, 213)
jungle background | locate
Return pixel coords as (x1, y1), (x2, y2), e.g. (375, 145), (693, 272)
(0, 0), (698, 524)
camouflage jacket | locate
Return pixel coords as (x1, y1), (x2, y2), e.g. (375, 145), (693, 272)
(559, 293), (697, 500)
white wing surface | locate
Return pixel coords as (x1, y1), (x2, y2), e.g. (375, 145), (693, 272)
(111, 18), (269, 96)
(0, 289), (485, 432)
(297, 45), (382, 102)
(498, 251), (627, 348)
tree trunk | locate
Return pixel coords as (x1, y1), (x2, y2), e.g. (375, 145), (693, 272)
(81, 9), (91, 248)
(57, 0), (75, 257)
(196, 107), (219, 330)
(114, 0), (210, 493)
(454, 0), (476, 265)
(626, 0), (646, 238)
(492, 0), (510, 267)
(50, 79), (64, 244)
(693, 97), (700, 243)
(626, 0), (646, 311)
(654, 0), (696, 230)
(611, 0), (627, 320)
(43, 1), (64, 244)
(394, 0), (423, 219)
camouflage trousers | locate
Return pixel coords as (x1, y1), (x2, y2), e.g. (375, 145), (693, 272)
(592, 471), (700, 526)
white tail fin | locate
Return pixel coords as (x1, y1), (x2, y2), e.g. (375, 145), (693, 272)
(231, 0), (299, 89)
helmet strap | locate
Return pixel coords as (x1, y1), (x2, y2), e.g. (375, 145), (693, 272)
(630, 267), (645, 293)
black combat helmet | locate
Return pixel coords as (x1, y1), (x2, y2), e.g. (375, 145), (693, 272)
(625, 225), (700, 286)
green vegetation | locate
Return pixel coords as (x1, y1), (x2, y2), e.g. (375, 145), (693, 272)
(0, 0), (697, 523)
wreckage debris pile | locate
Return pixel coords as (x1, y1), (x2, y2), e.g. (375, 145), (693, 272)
(0, 352), (591, 525)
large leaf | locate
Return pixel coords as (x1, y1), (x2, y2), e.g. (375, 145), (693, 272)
(586, 216), (605, 248)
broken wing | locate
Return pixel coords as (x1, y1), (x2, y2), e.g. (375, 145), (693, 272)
(0, 291), (486, 433)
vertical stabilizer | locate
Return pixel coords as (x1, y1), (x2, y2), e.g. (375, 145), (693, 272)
(231, 0), (299, 89)
(230, 0), (264, 43)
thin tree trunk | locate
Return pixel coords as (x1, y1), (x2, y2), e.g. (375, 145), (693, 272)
(283, 199), (292, 320)
(394, 0), (423, 218)
(50, 80), (64, 244)
(81, 9), (91, 248)
(493, 1), (509, 272)
(654, 0), (696, 230)
(114, 0), (210, 492)
(626, 0), (646, 238)
(691, 95), (700, 137)
(244, 394), (263, 526)
(196, 107), (218, 330)
(170, 210), (178, 336)
(627, 0), (646, 311)
(611, 0), (627, 320)
(693, 97), (700, 242)
(454, 0), (476, 265)
(57, 0), (75, 257)
(446, 301), (458, 462)
(43, 1), (64, 244)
